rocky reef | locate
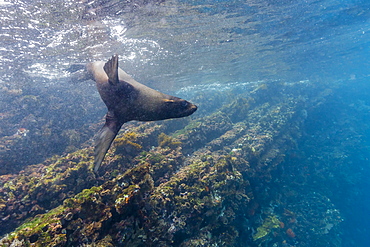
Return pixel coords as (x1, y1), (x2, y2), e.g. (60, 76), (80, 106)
(0, 79), (352, 246)
(0, 83), (104, 175)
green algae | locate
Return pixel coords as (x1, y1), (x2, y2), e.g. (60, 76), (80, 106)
(113, 132), (142, 151)
(172, 121), (201, 137)
(0, 147), (96, 239)
(74, 186), (102, 204)
(6, 205), (65, 245)
(252, 215), (281, 241)
(158, 132), (182, 149)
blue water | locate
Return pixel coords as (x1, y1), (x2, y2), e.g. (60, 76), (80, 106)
(1, 0), (370, 246)
(298, 80), (370, 246)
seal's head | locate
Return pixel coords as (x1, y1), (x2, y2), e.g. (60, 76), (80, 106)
(161, 97), (197, 119)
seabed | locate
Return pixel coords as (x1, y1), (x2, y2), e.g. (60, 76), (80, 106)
(1, 79), (362, 246)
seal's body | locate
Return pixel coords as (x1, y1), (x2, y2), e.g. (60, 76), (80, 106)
(87, 55), (197, 171)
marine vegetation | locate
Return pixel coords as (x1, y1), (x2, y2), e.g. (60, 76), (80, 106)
(252, 215), (280, 241)
(157, 132), (182, 149)
(113, 132), (143, 154)
(0, 80), (352, 246)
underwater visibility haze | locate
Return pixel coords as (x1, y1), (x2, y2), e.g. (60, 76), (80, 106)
(1, 0), (370, 246)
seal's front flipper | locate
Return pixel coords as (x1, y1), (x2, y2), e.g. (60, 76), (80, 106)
(94, 112), (123, 172)
(103, 55), (119, 85)
(67, 64), (92, 84)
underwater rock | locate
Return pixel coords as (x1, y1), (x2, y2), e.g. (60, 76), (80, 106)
(0, 84), (104, 175)
(0, 80), (345, 246)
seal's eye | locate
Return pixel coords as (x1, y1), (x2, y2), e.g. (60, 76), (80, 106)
(181, 101), (188, 108)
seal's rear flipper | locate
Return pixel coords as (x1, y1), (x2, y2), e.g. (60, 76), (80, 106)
(103, 55), (119, 85)
(94, 112), (123, 172)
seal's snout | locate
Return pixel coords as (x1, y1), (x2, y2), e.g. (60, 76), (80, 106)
(181, 100), (197, 116)
(190, 103), (197, 113)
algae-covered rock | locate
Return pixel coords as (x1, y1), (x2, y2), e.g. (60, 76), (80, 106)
(0, 80), (346, 246)
(252, 215), (280, 241)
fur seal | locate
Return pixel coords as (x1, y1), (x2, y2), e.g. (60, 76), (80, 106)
(87, 55), (197, 172)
